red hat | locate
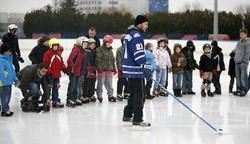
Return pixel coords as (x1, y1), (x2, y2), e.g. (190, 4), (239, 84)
(103, 35), (113, 44)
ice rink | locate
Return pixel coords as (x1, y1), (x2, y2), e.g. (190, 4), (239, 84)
(0, 43), (250, 144)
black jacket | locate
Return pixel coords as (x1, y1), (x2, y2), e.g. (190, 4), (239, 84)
(86, 35), (101, 48)
(29, 44), (49, 64)
(165, 46), (171, 57)
(2, 33), (20, 56)
(212, 46), (225, 71)
(83, 48), (96, 75)
(199, 53), (216, 72)
(17, 64), (49, 100)
(182, 46), (199, 70)
(228, 50), (236, 76)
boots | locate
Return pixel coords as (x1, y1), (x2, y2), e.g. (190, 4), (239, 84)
(207, 90), (214, 97)
(213, 88), (221, 95)
(174, 89), (182, 97)
(201, 89), (206, 97)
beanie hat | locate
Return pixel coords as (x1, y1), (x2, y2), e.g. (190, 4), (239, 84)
(0, 43), (11, 54)
(211, 40), (218, 47)
(135, 15), (148, 26)
(40, 35), (50, 44)
(186, 40), (194, 46)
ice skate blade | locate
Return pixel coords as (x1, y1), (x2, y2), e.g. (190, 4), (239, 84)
(216, 129), (230, 135)
(122, 122), (132, 126)
(132, 125), (151, 131)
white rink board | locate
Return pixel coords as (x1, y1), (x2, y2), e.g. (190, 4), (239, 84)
(18, 39), (238, 55)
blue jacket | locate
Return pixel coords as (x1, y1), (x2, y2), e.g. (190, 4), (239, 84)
(145, 50), (157, 70)
(0, 54), (18, 86)
(122, 26), (147, 78)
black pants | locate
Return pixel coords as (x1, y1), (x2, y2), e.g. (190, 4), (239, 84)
(117, 77), (130, 95)
(83, 77), (96, 98)
(212, 71), (221, 89)
(13, 55), (20, 73)
(145, 79), (152, 94)
(123, 78), (145, 122)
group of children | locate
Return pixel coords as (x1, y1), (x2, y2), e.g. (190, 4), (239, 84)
(143, 38), (225, 99)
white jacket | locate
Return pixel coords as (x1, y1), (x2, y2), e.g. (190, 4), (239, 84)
(153, 47), (172, 69)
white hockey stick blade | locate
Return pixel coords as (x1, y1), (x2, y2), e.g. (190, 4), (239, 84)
(216, 129), (230, 134)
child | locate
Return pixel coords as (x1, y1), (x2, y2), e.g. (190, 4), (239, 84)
(0, 43), (19, 117)
(171, 43), (186, 97)
(43, 38), (67, 108)
(145, 42), (157, 99)
(66, 36), (88, 107)
(81, 38), (97, 103)
(95, 35), (116, 102)
(199, 44), (216, 97)
(228, 49), (236, 93)
(153, 37), (172, 96)
(116, 34), (130, 101)
(163, 38), (172, 89)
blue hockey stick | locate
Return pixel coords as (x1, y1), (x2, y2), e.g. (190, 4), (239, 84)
(152, 79), (227, 134)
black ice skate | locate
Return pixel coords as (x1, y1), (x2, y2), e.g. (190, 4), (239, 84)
(89, 96), (97, 102)
(108, 96), (117, 102)
(117, 94), (124, 101)
(207, 90), (214, 97)
(75, 99), (83, 106)
(66, 100), (76, 108)
(201, 90), (206, 97)
(123, 93), (130, 99)
(52, 101), (64, 108)
(79, 97), (90, 104)
(122, 117), (133, 126)
(132, 121), (151, 130)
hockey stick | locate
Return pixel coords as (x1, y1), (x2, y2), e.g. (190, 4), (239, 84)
(152, 79), (229, 134)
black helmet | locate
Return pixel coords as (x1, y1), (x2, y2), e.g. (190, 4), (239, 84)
(203, 43), (211, 50)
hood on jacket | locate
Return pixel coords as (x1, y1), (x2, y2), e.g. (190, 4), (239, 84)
(173, 43), (182, 54)
(212, 46), (222, 53)
(0, 53), (12, 60)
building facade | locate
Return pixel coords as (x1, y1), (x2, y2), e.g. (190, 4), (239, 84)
(52, 0), (150, 16)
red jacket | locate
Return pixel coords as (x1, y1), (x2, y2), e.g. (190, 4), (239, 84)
(66, 45), (85, 77)
(43, 49), (66, 78)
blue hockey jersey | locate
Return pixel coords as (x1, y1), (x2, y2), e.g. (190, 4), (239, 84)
(122, 26), (146, 78)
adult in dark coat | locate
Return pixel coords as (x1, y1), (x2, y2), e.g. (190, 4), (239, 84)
(28, 35), (50, 64)
(211, 40), (225, 94)
(2, 24), (24, 72)
(86, 27), (101, 48)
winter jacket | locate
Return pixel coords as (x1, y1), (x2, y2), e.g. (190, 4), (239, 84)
(43, 49), (66, 78)
(2, 33), (20, 56)
(228, 49), (236, 77)
(181, 46), (198, 70)
(95, 45), (116, 72)
(234, 38), (250, 64)
(212, 46), (225, 71)
(17, 64), (50, 100)
(29, 44), (49, 64)
(171, 51), (186, 74)
(66, 45), (85, 77)
(82, 48), (96, 75)
(0, 54), (17, 86)
(122, 26), (146, 78)
(145, 50), (157, 70)
(86, 35), (101, 49)
(116, 45), (125, 69)
(154, 47), (172, 69)
(199, 53), (216, 72)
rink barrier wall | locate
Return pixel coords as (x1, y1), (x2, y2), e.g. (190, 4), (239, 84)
(18, 39), (238, 55)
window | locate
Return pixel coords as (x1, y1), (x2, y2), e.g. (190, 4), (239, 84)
(109, 1), (118, 5)
(99, 1), (101, 4)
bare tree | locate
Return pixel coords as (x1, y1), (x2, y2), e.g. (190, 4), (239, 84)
(234, 4), (250, 28)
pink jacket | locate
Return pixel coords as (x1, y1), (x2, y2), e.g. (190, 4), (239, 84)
(153, 47), (172, 69)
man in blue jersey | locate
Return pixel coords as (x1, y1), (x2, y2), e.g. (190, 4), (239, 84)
(122, 15), (151, 130)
